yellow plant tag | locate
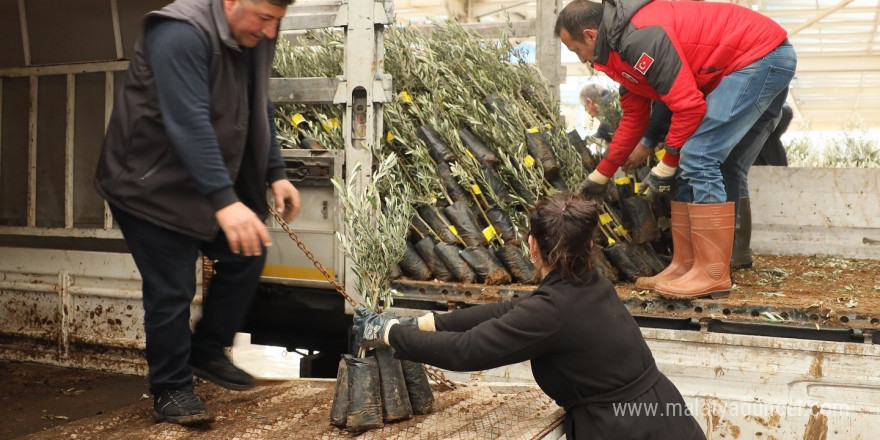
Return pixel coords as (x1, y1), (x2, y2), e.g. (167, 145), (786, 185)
(615, 225), (628, 235)
(634, 182), (641, 192)
(524, 155), (536, 167)
(656, 149), (666, 161)
(399, 91), (413, 103)
(386, 131), (394, 142)
(482, 225), (497, 242)
(471, 185), (482, 195)
(527, 127), (540, 133)
(448, 225), (459, 236)
(608, 238), (616, 245)
(545, 123), (553, 129)
(600, 213), (612, 225)
(291, 113), (306, 126)
(321, 117), (339, 132)
(614, 177), (631, 185)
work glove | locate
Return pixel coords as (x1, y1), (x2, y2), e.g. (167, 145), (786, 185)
(353, 306), (399, 349)
(577, 170), (610, 201)
(638, 162), (676, 196)
(396, 315), (419, 327)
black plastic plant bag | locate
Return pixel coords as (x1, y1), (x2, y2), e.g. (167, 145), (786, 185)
(549, 176), (569, 191)
(460, 246), (512, 285)
(458, 128), (499, 166)
(437, 162), (472, 205)
(495, 245), (535, 283)
(486, 207), (519, 246)
(603, 242), (648, 282)
(399, 242), (433, 281)
(620, 196), (661, 244)
(344, 356), (383, 431)
(372, 347), (413, 422)
(593, 250), (620, 283)
(434, 243), (477, 283)
(482, 167), (512, 204)
(507, 176), (537, 206)
(525, 131), (560, 180)
(444, 203), (488, 248)
(414, 237), (455, 282)
(567, 129), (598, 172)
(400, 360), (434, 415)
(417, 125), (455, 164)
(633, 242), (666, 275)
(416, 206), (459, 245)
(330, 356), (350, 427)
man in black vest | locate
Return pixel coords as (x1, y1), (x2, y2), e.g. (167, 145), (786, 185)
(94, 0), (297, 425)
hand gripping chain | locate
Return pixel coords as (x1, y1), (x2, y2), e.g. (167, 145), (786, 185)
(268, 205), (457, 390)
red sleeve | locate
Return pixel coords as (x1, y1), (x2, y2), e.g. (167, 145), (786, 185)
(595, 90), (651, 178)
(659, 70), (705, 150)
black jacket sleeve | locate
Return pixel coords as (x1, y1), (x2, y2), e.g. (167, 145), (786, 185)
(641, 101), (672, 148)
(388, 293), (560, 372)
(145, 20), (238, 211)
(433, 296), (527, 332)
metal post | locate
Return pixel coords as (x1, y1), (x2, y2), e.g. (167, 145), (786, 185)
(17, 0), (31, 66)
(535, 0), (563, 98)
(104, 71), (115, 229)
(27, 76), (37, 227)
(65, 74), (75, 229)
(337, 0), (390, 307)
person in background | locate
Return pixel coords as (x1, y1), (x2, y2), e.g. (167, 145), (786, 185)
(353, 192), (706, 440)
(754, 103), (793, 167)
(94, 0), (299, 425)
(579, 83), (614, 143)
(558, 0), (796, 299)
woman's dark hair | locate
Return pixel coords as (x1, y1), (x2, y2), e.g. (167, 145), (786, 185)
(554, 0), (604, 41)
(528, 192), (599, 281)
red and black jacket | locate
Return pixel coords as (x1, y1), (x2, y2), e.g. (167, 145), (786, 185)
(591, 0), (788, 178)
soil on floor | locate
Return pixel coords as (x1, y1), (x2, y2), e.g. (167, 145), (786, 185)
(1, 367), (560, 440)
(617, 254), (880, 328)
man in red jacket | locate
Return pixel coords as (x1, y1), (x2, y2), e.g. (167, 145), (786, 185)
(557, 0), (796, 299)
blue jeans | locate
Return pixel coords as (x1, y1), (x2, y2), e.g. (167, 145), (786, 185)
(110, 204), (266, 394)
(676, 44), (797, 204)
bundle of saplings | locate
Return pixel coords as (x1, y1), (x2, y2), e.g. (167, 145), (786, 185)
(328, 156), (434, 432)
(272, 21), (672, 286)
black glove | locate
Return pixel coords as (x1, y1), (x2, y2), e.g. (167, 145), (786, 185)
(577, 176), (607, 201)
(396, 315), (419, 327)
(639, 171), (675, 196)
(353, 306), (398, 349)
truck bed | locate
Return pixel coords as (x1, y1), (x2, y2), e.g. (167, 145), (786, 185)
(21, 379), (564, 440)
(392, 253), (880, 336)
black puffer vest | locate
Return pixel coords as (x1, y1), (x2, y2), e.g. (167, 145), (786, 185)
(95, 0), (276, 240)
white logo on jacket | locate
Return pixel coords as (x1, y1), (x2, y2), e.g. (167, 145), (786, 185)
(635, 52), (654, 75)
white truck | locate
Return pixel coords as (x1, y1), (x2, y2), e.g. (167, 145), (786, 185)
(1, 1), (878, 438)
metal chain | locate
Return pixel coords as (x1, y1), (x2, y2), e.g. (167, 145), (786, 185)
(269, 204), (457, 390)
(424, 365), (458, 390)
(268, 206), (358, 307)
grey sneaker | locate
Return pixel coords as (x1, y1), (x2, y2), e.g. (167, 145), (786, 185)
(152, 388), (212, 425)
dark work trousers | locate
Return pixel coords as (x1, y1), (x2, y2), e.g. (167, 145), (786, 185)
(110, 204), (266, 395)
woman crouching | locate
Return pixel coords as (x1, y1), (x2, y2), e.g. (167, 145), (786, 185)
(354, 192), (706, 439)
